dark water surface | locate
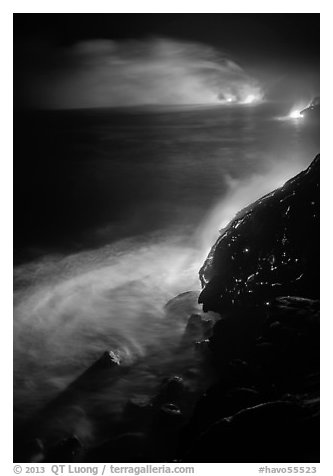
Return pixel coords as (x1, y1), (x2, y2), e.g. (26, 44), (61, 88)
(15, 103), (318, 262)
(14, 103), (319, 449)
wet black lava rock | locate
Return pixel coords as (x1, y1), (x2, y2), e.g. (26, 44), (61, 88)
(182, 400), (319, 463)
(178, 157), (320, 463)
(154, 376), (187, 406)
(87, 432), (148, 463)
(122, 396), (154, 432)
(208, 296), (319, 390)
(199, 155), (319, 313)
(181, 314), (213, 346)
(45, 435), (83, 463)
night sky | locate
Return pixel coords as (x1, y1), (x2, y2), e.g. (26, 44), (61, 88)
(14, 14), (320, 109)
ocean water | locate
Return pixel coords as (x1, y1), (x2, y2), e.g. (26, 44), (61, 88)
(14, 102), (319, 448)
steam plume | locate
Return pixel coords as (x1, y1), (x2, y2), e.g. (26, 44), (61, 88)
(26, 38), (263, 109)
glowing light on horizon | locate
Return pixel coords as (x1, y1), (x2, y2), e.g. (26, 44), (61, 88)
(243, 94), (257, 104)
(289, 109), (303, 119)
(25, 38), (264, 109)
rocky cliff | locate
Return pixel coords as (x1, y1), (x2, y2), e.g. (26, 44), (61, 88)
(16, 156), (320, 463)
(199, 155), (319, 313)
(179, 155), (320, 462)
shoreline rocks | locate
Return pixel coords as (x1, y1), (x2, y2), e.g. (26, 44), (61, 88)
(199, 155), (319, 313)
(14, 156), (320, 463)
(178, 156), (320, 462)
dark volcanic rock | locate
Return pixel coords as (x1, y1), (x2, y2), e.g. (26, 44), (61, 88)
(15, 350), (125, 462)
(178, 295), (320, 462)
(181, 314), (213, 346)
(182, 400), (319, 462)
(178, 156), (320, 463)
(54, 350), (122, 400)
(87, 432), (148, 463)
(199, 155), (319, 313)
(153, 376), (188, 406)
(46, 435), (83, 463)
(209, 307), (267, 363)
(300, 97), (320, 121)
(123, 397), (153, 429)
(164, 291), (202, 322)
(15, 157), (320, 464)
(19, 438), (45, 463)
(252, 297), (320, 391)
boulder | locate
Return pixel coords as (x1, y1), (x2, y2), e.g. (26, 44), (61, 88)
(152, 376), (191, 415)
(182, 400), (319, 462)
(45, 435), (83, 463)
(199, 156), (319, 313)
(179, 157), (320, 463)
(87, 432), (148, 463)
(123, 396), (153, 429)
(181, 314), (213, 346)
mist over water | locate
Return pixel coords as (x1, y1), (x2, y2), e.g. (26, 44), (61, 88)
(14, 237), (201, 433)
(22, 38), (263, 109)
(14, 102), (319, 445)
